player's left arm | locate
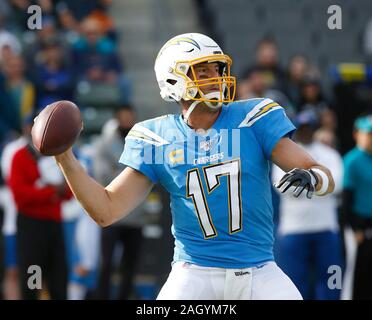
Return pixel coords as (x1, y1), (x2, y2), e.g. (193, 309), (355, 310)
(271, 137), (335, 198)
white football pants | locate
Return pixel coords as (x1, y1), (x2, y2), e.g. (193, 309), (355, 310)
(157, 261), (302, 300)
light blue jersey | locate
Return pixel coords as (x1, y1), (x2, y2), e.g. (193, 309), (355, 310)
(120, 98), (296, 268)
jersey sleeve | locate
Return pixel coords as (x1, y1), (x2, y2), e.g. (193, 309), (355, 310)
(119, 138), (159, 184)
(239, 99), (296, 159)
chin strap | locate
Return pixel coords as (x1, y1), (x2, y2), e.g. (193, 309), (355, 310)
(183, 100), (201, 125)
(183, 92), (223, 125)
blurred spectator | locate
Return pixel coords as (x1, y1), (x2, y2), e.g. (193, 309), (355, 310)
(298, 71), (337, 132)
(243, 38), (286, 91)
(273, 110), (344, 300)
(342, 114), (372, 300)
(0, 29), (22, 63)
(93, 107), (150, 299)
(319, 108), (338, 133)
(0, 42), (19, 66)
(57, 5), (81, 37)
(314, 128), (338, 149)
(285, 54), (309, 105)
(84, 0), (117, 42)
(238, 67), (295, 119)
(38, 0), (54, 14)
(0, 123), (29, 300)
(237, 67), (264, 100)
(1, 55), (35, 135)
(298, 72), (327, 113)
(55, 0), (97, 42)
(8, 118), (71, 299)
(33, 39), (74, 109)
(35, 15), (58, 43)
(56, 0), (100, 22)
(55, 0), (116, 42)
(24, 16), (63, 68)
(7, 0), (31, 32)
(72, 17), (131, 106)
(72, 18), (118, 80)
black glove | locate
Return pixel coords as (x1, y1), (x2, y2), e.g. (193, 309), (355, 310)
(274, 168), (319, 199)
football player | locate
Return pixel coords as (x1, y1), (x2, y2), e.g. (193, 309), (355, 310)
(55, 33), (334, 299)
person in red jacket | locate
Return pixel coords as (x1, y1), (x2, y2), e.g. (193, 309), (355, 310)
(8, 120), (72, 300)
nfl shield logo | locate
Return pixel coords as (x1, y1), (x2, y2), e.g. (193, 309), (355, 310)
(200, 140), (212, 152)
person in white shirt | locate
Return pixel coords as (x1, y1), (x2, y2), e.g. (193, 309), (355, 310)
(272, 110), (343, 300)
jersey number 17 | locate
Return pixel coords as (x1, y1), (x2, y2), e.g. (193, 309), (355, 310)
(186, 159), (242, 238)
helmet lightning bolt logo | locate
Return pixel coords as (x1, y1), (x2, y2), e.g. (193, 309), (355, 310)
(157, 37), (200, 59)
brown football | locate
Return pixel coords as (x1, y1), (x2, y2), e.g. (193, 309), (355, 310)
(31, 100), (83, 156)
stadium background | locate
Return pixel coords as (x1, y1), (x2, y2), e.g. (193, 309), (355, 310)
(0, 0), (371, 300)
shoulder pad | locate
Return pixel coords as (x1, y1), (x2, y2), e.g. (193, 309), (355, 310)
(238, 98), (282, 128)
(126, 116), (172, 146)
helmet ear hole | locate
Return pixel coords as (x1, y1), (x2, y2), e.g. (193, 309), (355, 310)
(166, 79), (177, 85)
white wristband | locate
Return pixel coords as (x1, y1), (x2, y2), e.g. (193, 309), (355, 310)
(311, 168), (329, 196)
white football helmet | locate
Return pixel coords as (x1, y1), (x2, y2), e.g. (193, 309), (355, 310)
(154, 33), (236, 109)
